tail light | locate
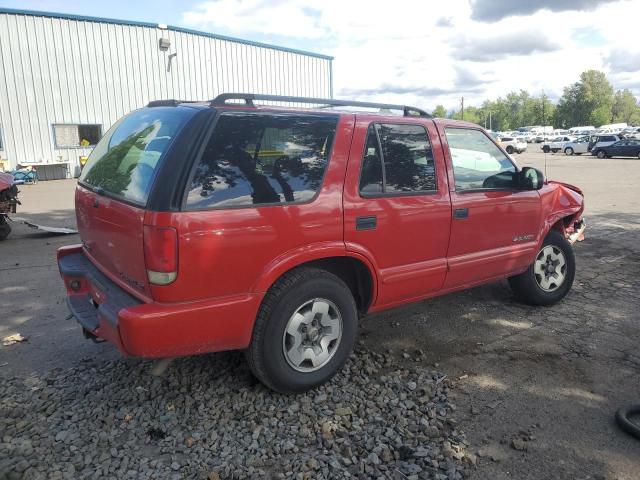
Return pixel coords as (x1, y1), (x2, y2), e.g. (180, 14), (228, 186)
(143, 225), (178, 285)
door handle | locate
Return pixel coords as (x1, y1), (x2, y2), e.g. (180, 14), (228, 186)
(356, 215), (377, 230)
(453, 208), (469, 219)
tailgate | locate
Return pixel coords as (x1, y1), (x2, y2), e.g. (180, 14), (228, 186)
(76, 185), (150, 299)
(74, 106), (195, 300)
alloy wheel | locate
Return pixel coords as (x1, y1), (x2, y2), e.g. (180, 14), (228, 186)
(533, 245), (567, 292)
(282, 298), (343, 372)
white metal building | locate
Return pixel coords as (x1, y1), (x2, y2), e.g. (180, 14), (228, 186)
(0, 8), (333, 177)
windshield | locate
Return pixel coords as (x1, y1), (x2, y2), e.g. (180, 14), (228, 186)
(79, 107), (193, 205)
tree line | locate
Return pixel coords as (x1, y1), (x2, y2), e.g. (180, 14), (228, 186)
(432, 70), (640, 131)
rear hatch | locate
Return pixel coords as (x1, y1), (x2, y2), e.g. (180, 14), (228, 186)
(76, 107), (194, 300)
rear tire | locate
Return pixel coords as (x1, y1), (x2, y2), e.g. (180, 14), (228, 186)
(565, 147), (574, 156)
(542, 145), (550, 153)
(245, 267), (357, 393)
(596, 150), (606, 159)
(509, 230), (575, 306)
(0, 217), (11, 241)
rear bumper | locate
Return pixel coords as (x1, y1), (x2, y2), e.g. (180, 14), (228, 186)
(57, 245), (262, 358)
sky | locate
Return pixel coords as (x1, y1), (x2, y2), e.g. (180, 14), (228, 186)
(1, 0), (639, 112)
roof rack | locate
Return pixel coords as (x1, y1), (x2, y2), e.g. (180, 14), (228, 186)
(210, 93), (431, 118)
(146, 99), (205, 107)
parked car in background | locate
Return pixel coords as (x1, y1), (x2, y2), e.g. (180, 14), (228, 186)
(541, 136), (575, 153)
(588, 134), (620, 152)
(569, 126), (595, 136)
(594, 123), (627, 135)
(563, 136), (591, 155)
(56, 93), (586, 393)
(620, 127), (640, 139)
(592, 139), (640, 159)
(498, 136), (527, 154)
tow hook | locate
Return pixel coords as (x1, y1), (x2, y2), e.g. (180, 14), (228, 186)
(567, 219), (586, 245)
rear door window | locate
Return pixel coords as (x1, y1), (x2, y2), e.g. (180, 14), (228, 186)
(185, 112), (337, 209)
(358, 123), (436, 196)
(80, 107), (192, 205)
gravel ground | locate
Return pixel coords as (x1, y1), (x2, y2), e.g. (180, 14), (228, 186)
(0, 347), (472, 480)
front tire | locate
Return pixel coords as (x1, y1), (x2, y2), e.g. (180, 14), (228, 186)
(245, 267), (357, 393)
(506, 146), (514, 154)
(565, 147), (574, 155)
(542, 145), (551, 153)
(509, 230), (575, 306)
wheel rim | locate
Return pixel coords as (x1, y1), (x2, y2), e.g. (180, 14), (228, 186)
(533, 246), (567, 292)
(282, 298), (343, 372)
(566, 148), (573, 155)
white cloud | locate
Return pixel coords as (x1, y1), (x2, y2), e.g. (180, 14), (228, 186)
(181, 0), (640, 110)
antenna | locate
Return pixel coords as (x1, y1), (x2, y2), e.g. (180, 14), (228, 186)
(542, 90), (547, 180)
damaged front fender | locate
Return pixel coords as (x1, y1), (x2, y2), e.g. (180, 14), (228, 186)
(539, 180), (586, 245)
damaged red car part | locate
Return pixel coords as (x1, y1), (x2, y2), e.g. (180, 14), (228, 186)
(0, 172), (20, 241)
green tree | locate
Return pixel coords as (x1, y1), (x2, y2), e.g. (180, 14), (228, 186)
(432, 105), (447, 118)
(555, 70), (614, 127)
(612, 89), (640, 124)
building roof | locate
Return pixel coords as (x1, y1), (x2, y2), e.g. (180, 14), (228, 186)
(0, 7), (334, 61)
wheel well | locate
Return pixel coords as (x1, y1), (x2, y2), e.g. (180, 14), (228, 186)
(277, 257), (374, 315)
(550, 214), (578, 235)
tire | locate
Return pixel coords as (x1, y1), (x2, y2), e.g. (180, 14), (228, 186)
(542, 145), (550, 153)
(506, 146), (514, 154)
(637, 152), (640, 159)
(0, 217), (11, 241)
(245, 267), (357, 393)
(615, 405), (640, 439)
(508, 230), (575, 306)
(565, 147), (574, 156)
(596, 150), (606, 159)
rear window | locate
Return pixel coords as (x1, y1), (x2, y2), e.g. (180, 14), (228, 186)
(79, 107), (192, 205)
(185, 112), (337, 209)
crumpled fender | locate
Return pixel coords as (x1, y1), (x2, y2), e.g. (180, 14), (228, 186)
(538, 180), (585, 243)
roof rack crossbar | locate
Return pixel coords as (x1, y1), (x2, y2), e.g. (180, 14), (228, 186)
(210, 93), (431, 117)
(146, 99), (203, 107)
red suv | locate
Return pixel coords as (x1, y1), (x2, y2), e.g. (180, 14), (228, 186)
(58, 94), (586, 392)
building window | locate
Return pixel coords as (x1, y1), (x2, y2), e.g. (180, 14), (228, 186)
(53, 124), (102, 148)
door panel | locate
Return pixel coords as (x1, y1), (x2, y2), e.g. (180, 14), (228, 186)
(445, 190), (541, 287)
(438, 125), (542, 288)
(343, 117), (451, 308)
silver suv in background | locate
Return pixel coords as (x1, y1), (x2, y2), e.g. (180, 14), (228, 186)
(563, 136), (590, 155)
(498, 136), (527, 154)
(588, 134), (620, 153)
(541, 136), (575, 153)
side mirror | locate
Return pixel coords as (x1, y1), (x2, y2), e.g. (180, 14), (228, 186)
(519, 167), (544, 190)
